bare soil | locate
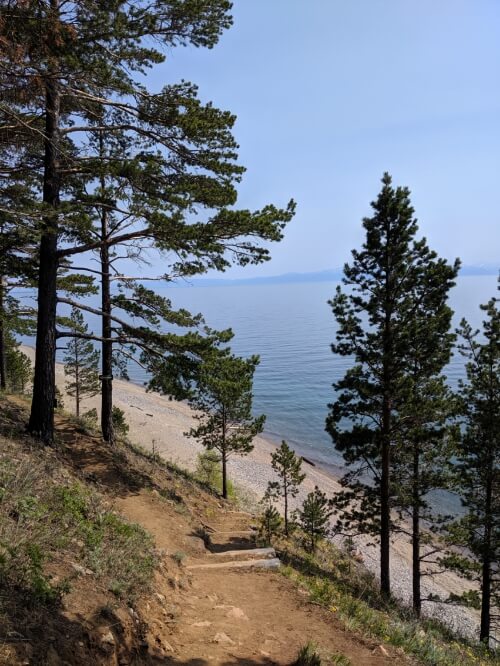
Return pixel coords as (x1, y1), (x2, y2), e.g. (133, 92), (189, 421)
(0, 396), (410, 665)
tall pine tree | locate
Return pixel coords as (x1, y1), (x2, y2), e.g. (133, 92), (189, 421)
(326, 173), (459, 598)
(0, 1), (294, 443)
(443, 295), (499, 645)
(391, 255), (459, 616)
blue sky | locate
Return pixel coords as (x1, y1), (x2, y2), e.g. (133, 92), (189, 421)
(148, 0), (500, 278)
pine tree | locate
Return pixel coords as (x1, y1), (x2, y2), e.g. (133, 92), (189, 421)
(266, 441), (305, 536)
(0, 181), (38, 388)
(0, 1), (294, 443)
(259, 495), (282, 545)
(4, 332), (32, 394)
(186, 351), (265, 499)
(442, 296), (499, 645)
(391, 256), (459, 617)
(297, 487), (333, 553)
(393, 378), (458, 617)
(326, 173), (459, 598)
(63, 307), (100, 417)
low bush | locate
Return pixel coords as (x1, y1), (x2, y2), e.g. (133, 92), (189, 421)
(293, 642), (322, 665)
(112, 406), (129, 438)
(194, 450), (235, 498)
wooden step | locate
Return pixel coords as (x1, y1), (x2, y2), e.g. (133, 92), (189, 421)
(212, 530), (256, 536)
(211, 547), (275, 560)
(187, 558), (280, 571)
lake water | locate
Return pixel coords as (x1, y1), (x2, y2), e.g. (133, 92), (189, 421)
(109, 274), (498, 472)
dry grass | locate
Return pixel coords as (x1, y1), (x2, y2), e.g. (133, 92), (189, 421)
(0, 436), (155, 606)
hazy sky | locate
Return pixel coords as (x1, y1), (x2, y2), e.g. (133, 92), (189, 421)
(149, 0), (500, 278)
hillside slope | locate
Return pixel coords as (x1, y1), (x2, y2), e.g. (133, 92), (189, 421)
(0, 395), (406, 665)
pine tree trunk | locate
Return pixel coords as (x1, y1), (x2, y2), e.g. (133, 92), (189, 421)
(380, 419), (391, 597)
(75, 344), (80, 418)
(99, 133), (114, 445)
(380, 284), (392, 598)
(284, 479), (289, 536)
(100, 237), (114, 443)
(221, 409), (228, 499)
(480, 460), (493, 643)
(412, 444), (421, 617)
(0, 276), (6, 390)
(28, 70), (61, 444)
(480, 553), (491, 644)
(222, 451), (227, 499)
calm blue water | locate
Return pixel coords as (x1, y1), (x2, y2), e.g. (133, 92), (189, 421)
(108, 274), (498, 471)
(23, 274), (494, 471)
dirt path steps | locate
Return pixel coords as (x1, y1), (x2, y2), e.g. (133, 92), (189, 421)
(115, 493), (406, 664)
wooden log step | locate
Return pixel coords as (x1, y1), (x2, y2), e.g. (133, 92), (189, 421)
(187, 558), (280, 571)
(211, 547), (275, 559)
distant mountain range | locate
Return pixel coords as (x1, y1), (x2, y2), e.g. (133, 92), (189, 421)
(170, 264), (498, 288)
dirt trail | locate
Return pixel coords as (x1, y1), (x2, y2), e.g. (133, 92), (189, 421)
(3, 399), (407, 665)
(115, 496), (406, 664)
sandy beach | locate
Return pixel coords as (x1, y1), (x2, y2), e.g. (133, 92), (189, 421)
(21, 345), (482, 641)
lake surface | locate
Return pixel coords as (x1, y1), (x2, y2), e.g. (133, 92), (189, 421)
(111, 274), (498, 472)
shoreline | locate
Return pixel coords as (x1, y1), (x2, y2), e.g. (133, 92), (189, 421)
(21, 345), (483, 641)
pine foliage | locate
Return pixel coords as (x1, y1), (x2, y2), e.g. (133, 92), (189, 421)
(326, 173), (459, 597)
(297, 487), (333, 554)
(266, 440), (305, 536)
(442, 295), (500, 644)
(63, 308), (100, 417)
(186, 351), (265, 499)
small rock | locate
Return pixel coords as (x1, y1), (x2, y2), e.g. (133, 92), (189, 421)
(372, 645), (390, 657)
(185, 536), (206, 552)
(213, 632), (235, 646)
(226, 606), (248, 621)
(191, 620), (212, 628)
(70, 562), (93, 576)
(99, 630), (115, 654)
(150, 637), (174, 659)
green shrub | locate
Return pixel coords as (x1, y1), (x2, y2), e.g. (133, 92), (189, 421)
(258, 502), (282, 545)
(194, 450), (235, 497)
(4, 337), (32, 394)
(79, 407), (98, 432)
(293, 642), (322, 665)
(112, 406), (129, 438)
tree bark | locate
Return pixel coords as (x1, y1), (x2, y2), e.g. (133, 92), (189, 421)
(100, 213), (114, 443)
(222, 450), (227, 499)
(380, 410), (391, 597)
(28, 68), (61, 443)
(284, 478), (289, 536)
(75, 342), (80, 417)
(99, 132), (114, 444)
(412, 444), (421, 617)
(480, 456), (493, 644)
(380, 261), (393, 598)
(0, 276), (6, 390)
